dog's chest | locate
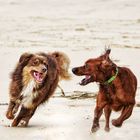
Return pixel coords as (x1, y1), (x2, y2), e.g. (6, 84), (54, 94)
(103, 85), (116, 102)
(21, 80), (38, 108)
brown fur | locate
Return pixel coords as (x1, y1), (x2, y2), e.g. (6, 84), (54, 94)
(6, 51), (70, 127)
(72, 49), (137, 132)
(51, 51), (71, 81)
(51, 51), (71, 96)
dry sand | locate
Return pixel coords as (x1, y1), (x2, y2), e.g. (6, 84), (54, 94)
(0, 0), (140, 140)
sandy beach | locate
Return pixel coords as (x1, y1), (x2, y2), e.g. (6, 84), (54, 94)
(0, 0), (140, 140)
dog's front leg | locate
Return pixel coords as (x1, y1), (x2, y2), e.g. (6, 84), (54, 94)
(104, 105), (112, 132)
(91, 106), (103, 132)
(11, 106), (28, 127)
(11, 106), (36, 127)
(91, 92), (107, 133)
(6, 101), (16, 120)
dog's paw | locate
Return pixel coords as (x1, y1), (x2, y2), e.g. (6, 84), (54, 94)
(19, 120), (28, 127)
(112, 119), (122, 127)
(6, 111), (14, 120)
(91, 124), (100, 133)
(11, 119), (18, 127)
(104, 126), (110, 132)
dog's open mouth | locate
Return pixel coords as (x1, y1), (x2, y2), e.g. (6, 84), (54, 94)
(32, 71), (45, 83)
(79, 75), (93, 86)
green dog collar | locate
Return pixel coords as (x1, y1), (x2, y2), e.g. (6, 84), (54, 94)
(104, 67), (119, 85)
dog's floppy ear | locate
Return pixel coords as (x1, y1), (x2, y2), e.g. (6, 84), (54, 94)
(19, 53), (33, 64)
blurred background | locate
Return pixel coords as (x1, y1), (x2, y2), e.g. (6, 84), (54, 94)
(0, 0), (140, 101)
(0, 0), (140, 50)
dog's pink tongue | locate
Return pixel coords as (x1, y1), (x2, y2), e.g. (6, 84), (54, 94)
(79, 75), (91, 85)
(33, 72), (43, 82)
(85, 75), (90, 80)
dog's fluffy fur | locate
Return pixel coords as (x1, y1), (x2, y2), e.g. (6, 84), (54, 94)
(51, 51), (71, 81)
(6, 51), (71, 127)
(51, 51), (71, 96)
(72, 49), (137, 132)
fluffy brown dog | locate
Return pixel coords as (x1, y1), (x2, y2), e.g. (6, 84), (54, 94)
(6, 51), (70, 127)
(72, 49), (137, 132)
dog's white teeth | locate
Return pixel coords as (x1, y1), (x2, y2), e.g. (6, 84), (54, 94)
(33, 72), (37, 78)
(33, 72), (37, 76)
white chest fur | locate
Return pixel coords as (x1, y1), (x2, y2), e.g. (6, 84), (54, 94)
(21, 80), (38, 108)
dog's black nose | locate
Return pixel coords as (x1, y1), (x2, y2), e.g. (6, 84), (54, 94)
(72, 68), (77, 74)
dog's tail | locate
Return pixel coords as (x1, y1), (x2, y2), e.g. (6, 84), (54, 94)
(51, 51), (71, 81)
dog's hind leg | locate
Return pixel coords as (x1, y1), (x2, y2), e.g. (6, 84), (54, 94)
(104, 105), (112, 132)
(112, 104), (134, 127)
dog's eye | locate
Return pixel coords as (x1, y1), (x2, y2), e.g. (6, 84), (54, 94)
(42, 61), (48, 69)
(43, 61), (47, 66)
(43, 62), (48, 69)
(96, 64), (101, 71)
(85, 64), (89, 69)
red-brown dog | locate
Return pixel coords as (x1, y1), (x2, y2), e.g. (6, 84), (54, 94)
(72, 49), (137, 132)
